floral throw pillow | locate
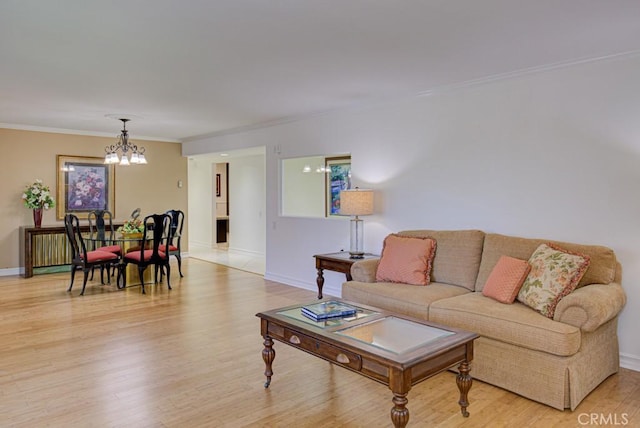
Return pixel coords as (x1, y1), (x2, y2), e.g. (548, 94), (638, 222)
(517, 243), (591, 318)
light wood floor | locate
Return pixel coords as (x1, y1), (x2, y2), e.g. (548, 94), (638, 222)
(1, 258), (638, 427)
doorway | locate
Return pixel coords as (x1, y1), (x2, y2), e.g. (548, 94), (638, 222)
(215, 162), (229, 246)
(186, 147), (266, 275)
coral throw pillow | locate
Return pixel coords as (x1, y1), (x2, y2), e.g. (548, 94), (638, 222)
(517, 243), (591, 318)
(376, 234), (436, 286)
(482, 256), (531, 304)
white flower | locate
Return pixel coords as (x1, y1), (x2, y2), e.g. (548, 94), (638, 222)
(22, 180), (55, 210)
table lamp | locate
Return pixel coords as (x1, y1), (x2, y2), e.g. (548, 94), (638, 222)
(339, 188), (374, 259)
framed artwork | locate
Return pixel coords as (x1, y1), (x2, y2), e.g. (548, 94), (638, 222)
(216, 174), (221, 197)
(325, 156), (352, 217)
(56, 155), (116, 220)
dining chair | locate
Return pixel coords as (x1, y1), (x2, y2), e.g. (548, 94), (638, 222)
(122, 213), (175, 294)
(88, 210), (122, 253)
(161, 209), (184, 278)
(87, 210), (121, 279)
(64, 213), (120, 296)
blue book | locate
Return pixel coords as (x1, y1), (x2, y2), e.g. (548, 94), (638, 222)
(301, 301), (357, 321)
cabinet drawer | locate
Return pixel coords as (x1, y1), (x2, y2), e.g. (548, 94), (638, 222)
(284, 328), (362, 371)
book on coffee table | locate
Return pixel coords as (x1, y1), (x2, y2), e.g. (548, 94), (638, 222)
(301, 301), (357, 321)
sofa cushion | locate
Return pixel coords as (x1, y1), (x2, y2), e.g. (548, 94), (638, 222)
(341, 281), (470, 321)
(398, 230), (485, 291)
(482, 256), (531, 304)
(475, 233), (616, 291)
(376, 234), (436, 285)
(429, 292), (581, 356)
(517, 244), (590, 319)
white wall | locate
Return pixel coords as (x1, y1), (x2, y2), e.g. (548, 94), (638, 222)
(228, 153), (266, 256)
(187, 156), (213, 250)
(183, 53), (640, 370)
(281, 156), (326, 217)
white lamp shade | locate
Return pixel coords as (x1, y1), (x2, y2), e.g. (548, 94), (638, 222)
(339, 189), (374, 216)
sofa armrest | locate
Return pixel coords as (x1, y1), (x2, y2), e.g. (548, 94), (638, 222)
(350, 258), (380, 283)
(553, 282), (626, 332)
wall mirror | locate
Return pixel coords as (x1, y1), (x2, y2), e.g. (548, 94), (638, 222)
(281, 154), (351, 218)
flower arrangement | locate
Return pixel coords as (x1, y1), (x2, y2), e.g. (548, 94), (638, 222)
(118, 218), (144, 234)
(22, 179), (56, 210)
(67, 167), (106, 209)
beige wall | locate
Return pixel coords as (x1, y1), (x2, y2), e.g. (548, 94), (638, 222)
(1, 128), (188, 270)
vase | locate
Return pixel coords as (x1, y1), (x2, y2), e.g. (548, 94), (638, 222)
(33, 208), (43, 228)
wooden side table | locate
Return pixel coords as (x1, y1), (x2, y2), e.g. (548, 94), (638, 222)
(313, 252), (379, 299)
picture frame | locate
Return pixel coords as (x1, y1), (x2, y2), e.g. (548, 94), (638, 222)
(56, 155), (116, 220)
(325, 156), (352, 217)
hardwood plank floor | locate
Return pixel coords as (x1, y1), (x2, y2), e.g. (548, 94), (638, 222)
(1, 258), (638, 427)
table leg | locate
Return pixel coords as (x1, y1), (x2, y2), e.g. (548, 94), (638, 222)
(456, 360), (472, 417)
(316, 268), (324, 299)
(262, 335), (275, 388)
(390, 392), (409, 428)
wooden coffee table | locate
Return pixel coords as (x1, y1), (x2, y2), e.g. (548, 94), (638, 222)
(256, 300), (478, 427)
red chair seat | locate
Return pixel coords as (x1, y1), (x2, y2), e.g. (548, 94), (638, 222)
(82, 250), (119, 263)
(98, 245), (122, 254)
(125, 250), (166, 262)
(159, 244), (178, 252)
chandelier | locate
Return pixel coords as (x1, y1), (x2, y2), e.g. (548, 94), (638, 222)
(104, 118), (147, 165)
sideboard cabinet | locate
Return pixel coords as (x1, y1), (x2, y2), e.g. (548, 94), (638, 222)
(20, 223), (123, 278)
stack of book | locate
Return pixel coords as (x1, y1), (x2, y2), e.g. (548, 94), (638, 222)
(301, 301), (357, 321)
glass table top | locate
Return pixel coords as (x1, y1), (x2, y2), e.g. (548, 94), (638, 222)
(335, 316), (454, 354)
(82, 233), (152, 242)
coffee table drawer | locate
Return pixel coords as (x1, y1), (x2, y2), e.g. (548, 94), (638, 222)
(284, 328), (362, 371)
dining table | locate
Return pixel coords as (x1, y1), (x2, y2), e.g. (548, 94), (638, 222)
(83, 232), (154, 289)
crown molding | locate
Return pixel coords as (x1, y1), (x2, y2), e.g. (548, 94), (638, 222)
(0, 123), (180, 143)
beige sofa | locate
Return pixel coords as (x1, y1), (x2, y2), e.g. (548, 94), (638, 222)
(342, 230), (626, 410)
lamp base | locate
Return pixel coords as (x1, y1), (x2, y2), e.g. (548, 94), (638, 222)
(349, 217), (365, 260)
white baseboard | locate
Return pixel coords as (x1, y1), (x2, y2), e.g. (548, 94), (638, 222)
(263, 272), (341, 299)
(227, 247), (264, 257)
(620, 353), (640, 372)
(263, 272), (314, 292)
(0, 267), (22, 277)
(189, 240), (211, 250)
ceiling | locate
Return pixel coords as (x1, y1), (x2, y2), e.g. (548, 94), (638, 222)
(2, 1), (640, 143)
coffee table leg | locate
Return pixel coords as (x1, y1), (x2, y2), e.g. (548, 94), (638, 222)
(390, 392), (409, 428)
(456, 360), (472, 417)
(262, 335), (275, 388)
(316, 268), (324, 299)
